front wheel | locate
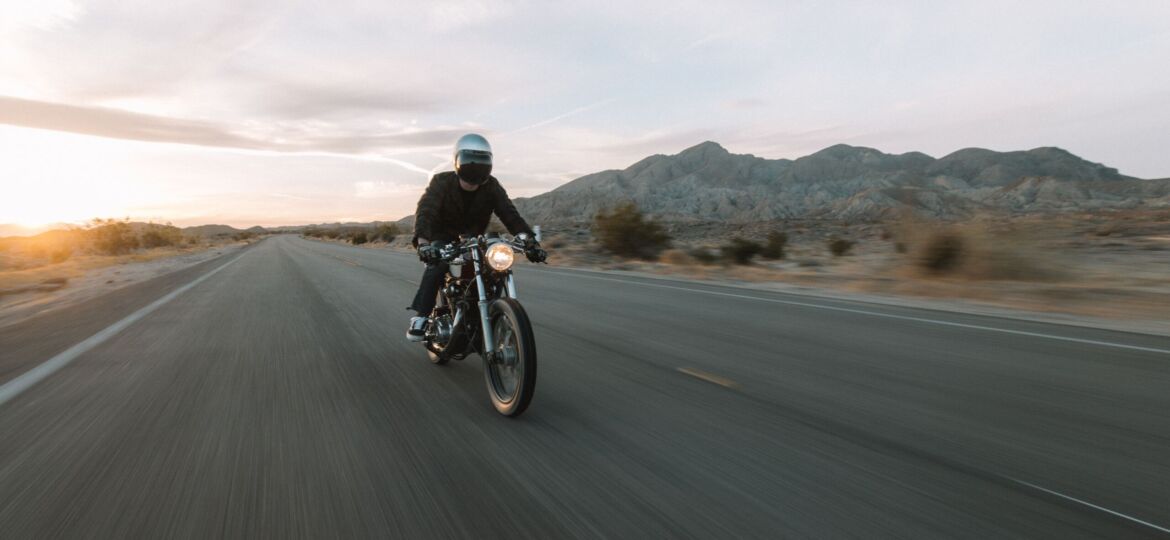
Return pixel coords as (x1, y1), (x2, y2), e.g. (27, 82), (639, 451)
(484, 298), (537, 417)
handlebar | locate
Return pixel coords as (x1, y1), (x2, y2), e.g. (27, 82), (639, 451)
(436, 234), (531, 263)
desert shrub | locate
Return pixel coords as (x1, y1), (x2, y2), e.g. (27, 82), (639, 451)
(828, 236), (854, 257)
(688, 248), (718, 265)
(721, 237), (763, 265)
(350, 232), (369, 245)
(372, 223), (399, 242)
(593, 202), (671, 259)
(49, 249), (71, 264)
(89, 220), (139, 255)
(760, 231), (788, 260)
(659, 249), (693, 265)
(903, 223), (1060, 281)
(918, 232), (964, 274)
(140, 224), (183, 248)
(232, 231), (256, 242)
(323, 229), (340, 239)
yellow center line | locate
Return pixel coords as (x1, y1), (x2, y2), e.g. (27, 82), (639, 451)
(677, 367), (739, 389)
(332, 255), (361, 267)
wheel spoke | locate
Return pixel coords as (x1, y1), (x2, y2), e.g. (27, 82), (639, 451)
(488, 313), (522, 400)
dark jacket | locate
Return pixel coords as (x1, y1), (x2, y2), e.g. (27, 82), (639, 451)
(412, 171), (533, 246)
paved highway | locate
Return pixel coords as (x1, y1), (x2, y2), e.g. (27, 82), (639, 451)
(1, 235), (1168, 538)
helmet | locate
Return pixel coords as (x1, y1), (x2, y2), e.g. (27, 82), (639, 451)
(453, 133), (493, 185)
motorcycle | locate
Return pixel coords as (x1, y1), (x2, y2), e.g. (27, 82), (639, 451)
(421, 233), (542, 417)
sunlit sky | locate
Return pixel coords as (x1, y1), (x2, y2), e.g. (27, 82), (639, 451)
(2, 0), (1169, 229)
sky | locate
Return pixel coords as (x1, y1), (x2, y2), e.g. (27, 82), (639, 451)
(1, 0), (1169, 229)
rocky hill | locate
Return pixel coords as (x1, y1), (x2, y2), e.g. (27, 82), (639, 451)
(513, 142), (1170, 222)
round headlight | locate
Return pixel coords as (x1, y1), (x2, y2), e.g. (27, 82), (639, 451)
(486, 243), (514, 271)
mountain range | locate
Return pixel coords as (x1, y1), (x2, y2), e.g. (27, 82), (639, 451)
(512, 142), (1170, 222)
(6, 142), (1167, 239)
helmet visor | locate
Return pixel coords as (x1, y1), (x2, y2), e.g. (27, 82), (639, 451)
(455, 150), (492, 184)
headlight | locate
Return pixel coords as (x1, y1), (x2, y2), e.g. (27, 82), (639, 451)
(486, 243), (514, 271)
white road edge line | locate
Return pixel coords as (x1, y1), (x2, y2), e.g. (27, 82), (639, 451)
(555, 271), (1170, 355)
(0, 257), (240, 408)
(1008, 477), (1170, 534)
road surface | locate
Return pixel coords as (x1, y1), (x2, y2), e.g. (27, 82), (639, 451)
(1, 235), (1168, 538)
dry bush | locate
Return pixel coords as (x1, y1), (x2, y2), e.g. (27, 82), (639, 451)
(688, 248), (718, 265)
(760, 231), (788, 260)
(721, 237), (763, 265)
(372, 223), (399, 242)
(895, 218), (1062, 281)
(593, 202), (671, 259)
(919, 232), (964, 274)
(88, 219), (139, 255)
(140, 223), (184, 248)
(659, 249), (694, 265)
(543, 234), (567, 249)
(827, 236), (854, 257)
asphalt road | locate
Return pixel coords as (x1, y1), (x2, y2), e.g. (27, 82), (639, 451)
(1, 235), (1168, 539)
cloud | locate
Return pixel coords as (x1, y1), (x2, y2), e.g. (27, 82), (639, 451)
(502, 98), (617, 136)
(0, 95), (260, 148)
(424, 0), (517, 32)
(0, 95), (462, 165)
(247, 81), (454, 119)
(682, 32), (725, 51)
(354, 180), (418, 199)
(0, 0), (83, 32)
(721, 97), (767, 110)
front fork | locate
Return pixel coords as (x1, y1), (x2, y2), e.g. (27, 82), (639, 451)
(471, 252), (520, 362)
(472, 252), (495, 360)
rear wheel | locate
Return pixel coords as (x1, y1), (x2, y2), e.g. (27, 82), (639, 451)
(484, 299), (537, 417)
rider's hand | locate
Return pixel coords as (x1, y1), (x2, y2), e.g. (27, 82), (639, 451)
(525, 240), (547, 263)
(417, 243), (441, 264)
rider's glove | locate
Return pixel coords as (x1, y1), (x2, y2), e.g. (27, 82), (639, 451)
(524, 240), (547, 263)
(417, 243), (441, 264)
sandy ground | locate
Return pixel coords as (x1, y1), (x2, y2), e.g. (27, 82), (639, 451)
(0, 242), (249, 329)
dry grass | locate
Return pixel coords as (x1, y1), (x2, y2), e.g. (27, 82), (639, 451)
(658, 249), (695, 265)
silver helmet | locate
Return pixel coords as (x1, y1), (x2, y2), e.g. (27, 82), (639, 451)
(453, 133), (493, 185)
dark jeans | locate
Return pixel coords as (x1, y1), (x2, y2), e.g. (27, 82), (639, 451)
(409, 262), (448, 317)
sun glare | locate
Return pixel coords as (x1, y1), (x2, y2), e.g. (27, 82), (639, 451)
(0, 126), (157, 229)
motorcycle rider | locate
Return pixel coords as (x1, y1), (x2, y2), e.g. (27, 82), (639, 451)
(407, 133), (546, 341)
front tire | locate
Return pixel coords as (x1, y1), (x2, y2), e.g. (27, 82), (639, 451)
(484, 298), (537, 417)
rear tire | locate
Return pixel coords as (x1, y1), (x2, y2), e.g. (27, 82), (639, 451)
(483, 298), (537, 417)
